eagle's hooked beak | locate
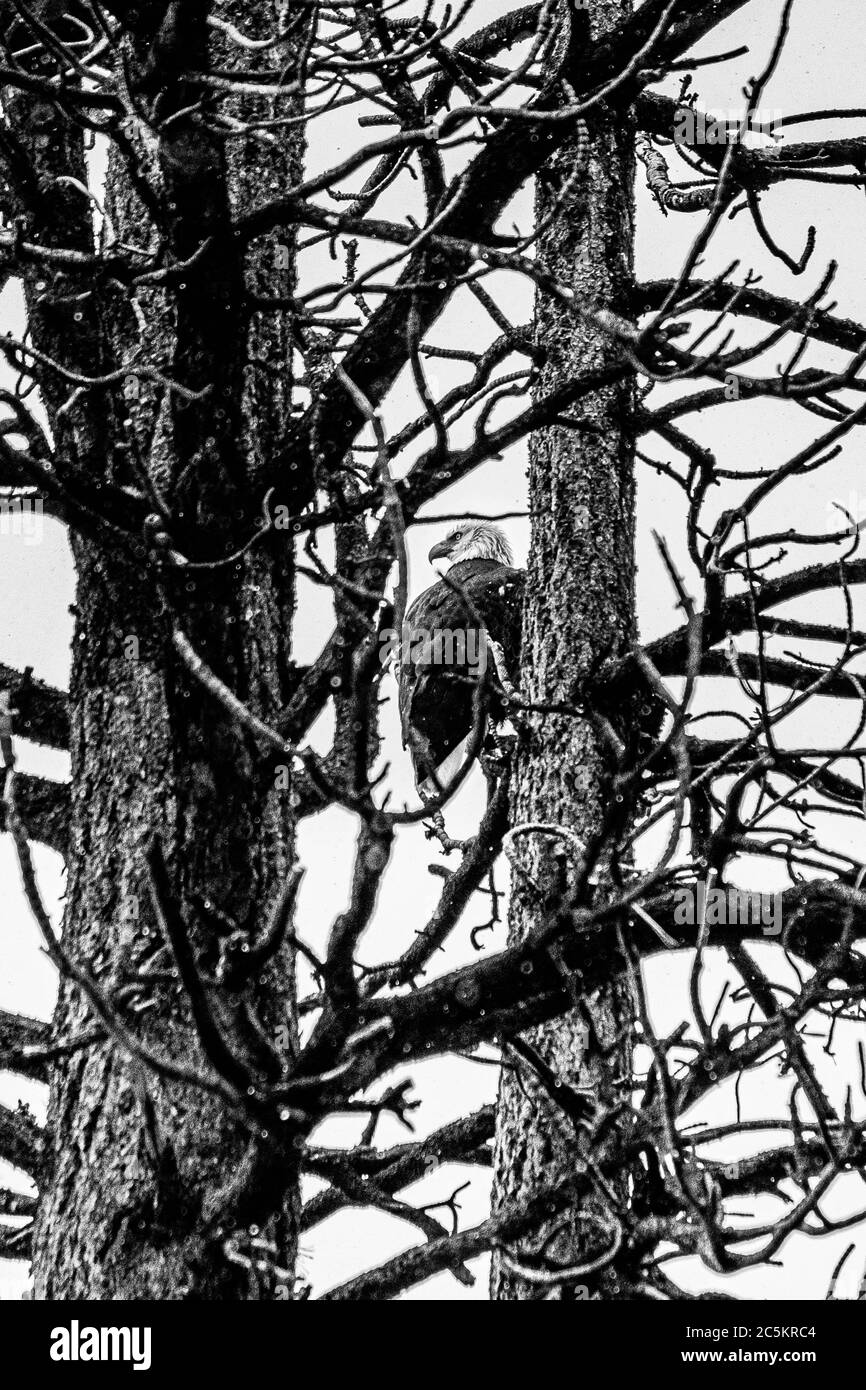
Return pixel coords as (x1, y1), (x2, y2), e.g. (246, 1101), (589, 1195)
(428, 537), (452, 562)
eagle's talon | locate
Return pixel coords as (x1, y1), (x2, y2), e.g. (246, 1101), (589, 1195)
(481, 728), (519, 779)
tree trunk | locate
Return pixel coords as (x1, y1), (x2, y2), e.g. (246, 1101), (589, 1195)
(31, 3), (305, 1299)
(491, 0), (636, 1301)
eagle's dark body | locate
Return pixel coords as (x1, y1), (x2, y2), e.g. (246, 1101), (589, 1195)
(399, 555), (523, 790)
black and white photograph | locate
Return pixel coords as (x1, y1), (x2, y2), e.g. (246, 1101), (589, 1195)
(1, 0), (865, 1357)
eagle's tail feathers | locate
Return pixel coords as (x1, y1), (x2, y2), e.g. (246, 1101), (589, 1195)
(418, 733), (474, 798)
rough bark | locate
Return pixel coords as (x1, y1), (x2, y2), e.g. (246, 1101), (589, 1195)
(491, 0), (637, 1301)
(29, 3), (305, 1300)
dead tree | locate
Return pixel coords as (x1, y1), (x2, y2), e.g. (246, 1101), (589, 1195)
(0, 0), (865, 1301)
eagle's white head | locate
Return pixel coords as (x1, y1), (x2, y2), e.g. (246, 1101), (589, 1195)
(428, 521), (513, 568)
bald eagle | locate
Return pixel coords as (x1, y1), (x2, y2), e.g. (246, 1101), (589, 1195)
(398, 522), (523, 794)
